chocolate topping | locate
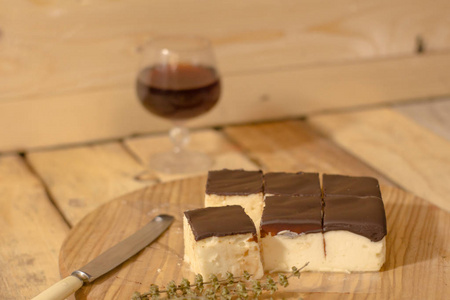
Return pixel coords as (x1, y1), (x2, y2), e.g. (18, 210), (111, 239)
(184, 205), (257, 241)
(323, 195), (387, 242)
(323, 174), (381, 198)
(264, 172), (321, 196)
(260, 195), (322, 237)
(206, 169), (263, 195)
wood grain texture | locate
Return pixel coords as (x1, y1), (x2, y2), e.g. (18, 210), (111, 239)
(26, 143), (149, 226)
(124, 129), (259, 182)
(224, 120), (393, 185)
(26, 130), (257, 226)
(1, 0), (450, 151)
(308, 108), (450, 212)
(59, 177), (450, 299)
(394, 97), (450, 141)
(2, 0), (449, 100)
(0, 155), (69, 300)
(3, 53), (450, 152)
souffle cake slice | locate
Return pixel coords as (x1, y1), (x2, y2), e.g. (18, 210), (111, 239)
(260, 195), (325, 272)
(184, 205), (264, 279)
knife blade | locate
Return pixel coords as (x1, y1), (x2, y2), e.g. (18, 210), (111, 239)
(32, 214), (174, 300)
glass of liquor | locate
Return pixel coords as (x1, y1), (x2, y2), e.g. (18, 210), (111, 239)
(136, 36), (221, 174)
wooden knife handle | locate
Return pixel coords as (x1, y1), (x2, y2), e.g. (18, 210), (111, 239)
(31, 275), (83, 300)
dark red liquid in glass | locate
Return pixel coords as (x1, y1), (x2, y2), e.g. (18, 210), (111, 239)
(136, 63), (221, 120)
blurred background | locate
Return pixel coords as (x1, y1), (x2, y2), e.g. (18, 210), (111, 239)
(2, 2), (450, 299)
(1, 0), (449, 152)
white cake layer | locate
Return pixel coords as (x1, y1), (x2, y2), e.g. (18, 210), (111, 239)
(183, 216), (264, 279)
(204, 193), (263, 229)
(323, 231), (386, 272)
(261, 231), (325, 272)
(262, 231), (386, 273)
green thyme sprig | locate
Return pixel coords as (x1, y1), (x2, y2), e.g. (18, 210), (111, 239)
(132, 263), (308, 299)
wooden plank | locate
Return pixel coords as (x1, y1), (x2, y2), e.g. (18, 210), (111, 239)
(0, 155), (69, 300)
(224, 120), (394, 185)
(394, 97), (450, 141)
(2, 53), (450, 152)
(308, 108), (450, 212)
(59, 177), (450, 299)
(2, 0), (449, 100)
(124, 129), (259, 182)
(26, 142), (149, 226)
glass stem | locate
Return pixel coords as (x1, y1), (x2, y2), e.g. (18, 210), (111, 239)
(169, 123), (190, 154)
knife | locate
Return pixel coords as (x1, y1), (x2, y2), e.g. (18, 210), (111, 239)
(32, 214), (174, 300)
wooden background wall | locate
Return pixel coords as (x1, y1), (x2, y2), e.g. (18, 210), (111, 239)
(1, 0), (449, 152)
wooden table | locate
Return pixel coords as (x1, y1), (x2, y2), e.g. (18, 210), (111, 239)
(1, 98), (449, 299)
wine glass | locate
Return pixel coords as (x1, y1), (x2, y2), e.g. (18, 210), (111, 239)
(136, 35), (221, 174)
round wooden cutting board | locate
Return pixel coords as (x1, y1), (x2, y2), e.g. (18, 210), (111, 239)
(59, 176), (449, 299)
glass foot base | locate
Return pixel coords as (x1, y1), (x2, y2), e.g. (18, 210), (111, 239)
(149, 151), (213, 174)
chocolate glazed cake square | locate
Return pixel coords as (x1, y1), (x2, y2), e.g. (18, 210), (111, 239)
(184, 205), (257, 241)
(323, 195), (387, 242)
(206, 169), (263, 196)
(264, 172), (321, 196)
(260, 195), (325, 272)
(260, 195), (322, 237)
(183, 205), (264, 279)
(322, 174), (382, 198)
